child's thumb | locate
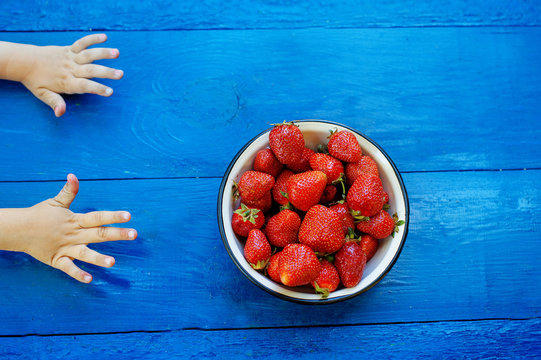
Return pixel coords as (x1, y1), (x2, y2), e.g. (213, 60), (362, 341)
(34, 88), (66, 117)
(53, 174), (79, 208)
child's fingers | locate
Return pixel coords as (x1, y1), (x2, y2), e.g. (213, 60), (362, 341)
(53, 174), (79, 208)
(74, 48), (119, 64)
(75, 64), (123, 80)
(85, 227), (137, 244)
(30, 87), (66, 117)
(71, 33), (107, 53)
(54, 256), (92, 283)
(66, 245), (115, 268)
(77, 211), (131, 228)
(69, 78), (113, 97)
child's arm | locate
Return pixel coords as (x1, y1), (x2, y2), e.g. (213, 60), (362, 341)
(0, 174), (137, 283)
(0, 34), (123, 117)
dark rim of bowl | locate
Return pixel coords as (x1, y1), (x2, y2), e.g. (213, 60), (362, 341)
(217, 119), (410, 305)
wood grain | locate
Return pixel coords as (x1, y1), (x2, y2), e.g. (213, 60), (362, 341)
(0, 1), (540, 31)
(1, 28), (541, 180)
(0, 170), (539, 335)
(1, 318), (539, 359)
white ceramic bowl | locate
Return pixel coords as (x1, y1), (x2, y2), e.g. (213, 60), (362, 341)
(218, 120), (409, 304)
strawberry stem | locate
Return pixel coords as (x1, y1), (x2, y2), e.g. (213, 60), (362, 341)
(314, 282), (330, 299)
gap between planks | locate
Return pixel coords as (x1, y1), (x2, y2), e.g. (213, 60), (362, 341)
(0, 24), (541, 33)
(0, 167), (540, 184)
(0, 316), (539, 338)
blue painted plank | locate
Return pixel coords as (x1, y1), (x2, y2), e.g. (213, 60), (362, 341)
(0, 170), (540, 335)
(0, 318), (539, 359)
(1, 28), (541, 180)
(0, 1), (540, 31)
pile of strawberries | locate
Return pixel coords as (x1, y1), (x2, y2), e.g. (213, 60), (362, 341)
(232, 122), (404, 298)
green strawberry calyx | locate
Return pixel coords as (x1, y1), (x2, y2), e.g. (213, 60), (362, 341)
(232, 181), (240, 200)
(250, 259), (270, 270)
(317, 143), (329, 154)
(269, 120), (299, 127)
(234, 203), (261, 225)
(313, 281), (330, 299)
(350, 210), (370, 223)
(327, 128), (338, 139)
(391, 213), (405, 238)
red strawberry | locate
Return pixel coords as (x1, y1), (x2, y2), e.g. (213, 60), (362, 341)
(272, 169), (295, 206)
(330, 202), (356, 235)
(345, 155), (379, 186)
(309, 153), (345, 185)
(265, 209), (301, 247)
(244, 229), (272, 270)
(327, 130), (362, 162)
(269, 123), (305, 165)
(383, 191), (389, 204)
(254, 148), (283, 178)
(242, 191), (272, 213)
(286, 171), (327, 212)
(320, 184), (337, 204)
(299, 205), (344, 254)
(347, 173), (384, 217)
(356, 210), (404, 239)
(238, 171), (275, 201)
(266, 252), (282, 283)
(311, 259), (340, 298)
(278, 244), (321, 287)
(359, 234), (378, 261)
(231, 204), (265, 237)
(334, 241), (367, 288)
(287, 147), (315, 173)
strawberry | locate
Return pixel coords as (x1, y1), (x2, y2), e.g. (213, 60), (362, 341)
(286, 170), (327, 212)
(320, 184), (337, 204)
(278, 243), (321, 287)
(231, 203), (265, 237)
(272, 169), (295, 206)
(356, 210), (404, 239)
(269, 123), (305, 165)
(345, 155), (379, 186)
(311, 259), (340, 298)
(287, 147), (315, 173)
(309, 153), (345, 185)
(383, 191), (389, 204)
(266, 252), (282, 283)
(327, 130), (362, 162)
(347, 173), (384, 217)
(244, 229), (272, 270)
(265, 209), (301, 248)
(238, 171), (275, 201)
(299, 205), (344, 254)
(359, 234), (378, 261)
(330, 202), (356, 235)
(254, 148), (283, 178)
(334, 241), (367, 288)
(242, 191), (272, 213)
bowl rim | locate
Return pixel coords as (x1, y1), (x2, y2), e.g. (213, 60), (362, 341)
(217, 119), (409, 304)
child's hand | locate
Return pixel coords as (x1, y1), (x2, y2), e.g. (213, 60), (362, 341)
(20, 34), (123, 117)
(4, 174), (137, 283)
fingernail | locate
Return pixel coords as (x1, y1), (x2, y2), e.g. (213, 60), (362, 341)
(110, 49), (117, 56)
(122, 212), (130, 220)
(100, 34), (107, 41)
(105, 257), (115, 267)
(114, 70), (123, 78)
(105, 88), (113, 96)
(128, 230), (136, 239)
(84, 274), (92, 283)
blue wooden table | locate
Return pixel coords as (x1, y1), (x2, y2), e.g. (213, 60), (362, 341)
(1, 1), (540, 358)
